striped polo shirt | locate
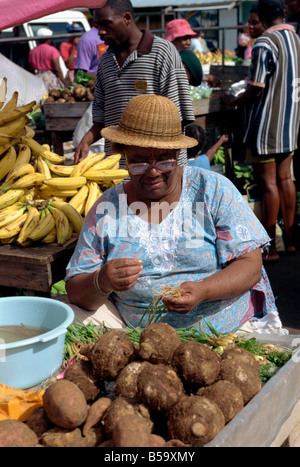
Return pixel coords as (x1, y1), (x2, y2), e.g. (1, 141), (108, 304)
(244, 23), (300, 155)
(92, 29), (195, 166)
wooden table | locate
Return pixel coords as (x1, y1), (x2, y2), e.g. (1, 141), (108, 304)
(0, 237), (77, 296)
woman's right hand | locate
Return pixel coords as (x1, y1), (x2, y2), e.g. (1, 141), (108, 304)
(97, 258), (143, 292)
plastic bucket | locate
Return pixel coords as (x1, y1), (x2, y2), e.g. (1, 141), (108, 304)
(0, 296), (74, 389)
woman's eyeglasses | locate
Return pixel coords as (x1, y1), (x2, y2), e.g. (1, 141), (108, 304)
(127, 159), (176, 175)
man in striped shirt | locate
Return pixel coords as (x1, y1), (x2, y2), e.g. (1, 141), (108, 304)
(221, 0), (300, 261)
(74, 0), (195, 167)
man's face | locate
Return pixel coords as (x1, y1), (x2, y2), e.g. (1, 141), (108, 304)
(285, 0), (300, 21)
(93, 6), (129, 49)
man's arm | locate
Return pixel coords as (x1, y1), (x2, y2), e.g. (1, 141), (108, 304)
(74, 121), (104, 164)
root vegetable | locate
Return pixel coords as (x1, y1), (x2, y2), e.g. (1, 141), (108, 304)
(48, 89), (60, 100)
(82, 397), (112, 436)
(197, 380), (244, 423)
(81, 330), (135, 381)
(167, 395), (225, 446)
(60, 89), (72, 101)
(172, 341), (221, 389)
(102, 396), (153, 438)
(112, 414), (152, 447)
(138, 322), (181, 364)
(86, 80), (95, 91)
(0, 419), (38, 447)
(63, 359), (102, 403)
(114, 361), (150, 399)
(43, 380), (88, 429)
(149, 434), (166, 447)
(41, 426), (104, 447)
(165, 439), (190, 447)
(73, 84), (86, 100)
(26, 406), (53, 439)
(221, 347), (259, 370)
(86, 88), (94, 102)
(137, 363), (185, 412)
(219, 358), (262, 404)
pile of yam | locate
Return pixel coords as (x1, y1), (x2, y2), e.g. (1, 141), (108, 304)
(0, 322), (263, 447)
(45, 82), (95, 103)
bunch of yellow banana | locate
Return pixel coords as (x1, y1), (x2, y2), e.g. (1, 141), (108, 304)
(0, 196), (84, 246)
(0, 80), (36, 149)
(0, 80), (129, 240)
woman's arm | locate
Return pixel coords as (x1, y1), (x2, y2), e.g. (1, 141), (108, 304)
(66, 258), (143, 311)
(163, 248), (262, 314)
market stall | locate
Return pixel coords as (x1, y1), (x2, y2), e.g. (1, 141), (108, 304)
(0, 71), (299, 449)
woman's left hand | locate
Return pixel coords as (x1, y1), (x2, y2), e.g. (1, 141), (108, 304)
(162, 281), (203, 314)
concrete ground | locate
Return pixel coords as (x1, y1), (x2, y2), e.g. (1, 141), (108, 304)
(264, 220), (300, 335)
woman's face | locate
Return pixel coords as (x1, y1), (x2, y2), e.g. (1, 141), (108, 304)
(248, 13), (265, 39)
(125, 146), (180, 201)
(172, 35), (192, 51)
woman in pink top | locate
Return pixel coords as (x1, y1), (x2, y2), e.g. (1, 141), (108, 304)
(29, 27), (68, 90)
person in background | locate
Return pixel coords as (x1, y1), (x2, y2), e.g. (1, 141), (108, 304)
(221, 0), (300, 262)
(59, 23), (84, 83)
(74, 10), (107, 78)
(236, 25), (252, 59)
(244, 6), (266, 60)
(165, 18), (197, 51)
(285, 0), (300, 194)
(74, 0), (194, 166)
(190, 31), (210, 53)
(28, 27), (68, 90)
(185, 124), (228, 170)
(179, 49), (203, 86)
(165, 18), (221, 88)
(285, 0), (300, 33)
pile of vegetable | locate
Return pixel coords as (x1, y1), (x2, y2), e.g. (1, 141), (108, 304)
(0, 314), (292, 447)
(189, 84), (212, 101)
(44, 82), (95, 104)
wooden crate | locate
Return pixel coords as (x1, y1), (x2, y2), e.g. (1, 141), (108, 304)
(192, 96), (233, 117)
(43, 102), (90, 132)
(0, 238), (77, 295)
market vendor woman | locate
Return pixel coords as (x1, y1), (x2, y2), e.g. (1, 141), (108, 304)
(65, 94), (281, 334)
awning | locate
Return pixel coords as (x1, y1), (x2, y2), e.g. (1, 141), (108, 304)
(131, 0), (238, 8)
(0, 0), (106, 30)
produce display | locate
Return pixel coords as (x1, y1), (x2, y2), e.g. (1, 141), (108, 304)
(44, 82), (95, 104)
(194, 49), (244, 66)
(0, 310), (292, 447)
(0, 80), (128, 246)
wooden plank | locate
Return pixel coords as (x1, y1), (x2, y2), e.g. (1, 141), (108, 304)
(0, 261), (52, 292)
(43, 102), (90, 118)
(44, 116), (83, 131)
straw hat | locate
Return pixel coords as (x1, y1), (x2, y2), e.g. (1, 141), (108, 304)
(101, 95), (198, 149)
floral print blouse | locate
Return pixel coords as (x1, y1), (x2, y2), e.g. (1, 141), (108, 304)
(65, 166), (277, 334)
